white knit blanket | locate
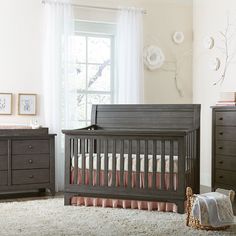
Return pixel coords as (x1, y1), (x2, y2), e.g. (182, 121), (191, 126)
(192, 192), (235, 227)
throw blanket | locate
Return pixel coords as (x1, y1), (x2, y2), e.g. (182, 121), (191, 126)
(192, 192), (235, 227)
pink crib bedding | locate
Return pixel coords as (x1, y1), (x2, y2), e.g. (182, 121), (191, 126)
(70, 169), (179, 212)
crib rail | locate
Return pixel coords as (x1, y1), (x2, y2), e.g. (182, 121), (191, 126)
(63, 128), (199, 213)
(185, 129), (200, 194)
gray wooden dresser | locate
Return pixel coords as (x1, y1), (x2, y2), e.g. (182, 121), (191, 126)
(212, 107), (236, 192)
(0, 128), (56, 196)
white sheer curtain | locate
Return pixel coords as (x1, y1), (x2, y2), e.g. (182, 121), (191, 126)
(116, 7), (144, 104)
(42, 0), (75, 191)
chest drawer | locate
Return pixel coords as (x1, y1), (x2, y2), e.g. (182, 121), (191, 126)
(216, 155), (236, 171)
(215, 169), (236, 186)
(12, 169), (49, 185)
(0, 141), (8, 155)
(216, 111), (236, 126)
(0, 156), (7, 170)
(0, 171), (7, 186)
(215, 140), (236, 155)
(215, 126), (236, 141)
(12, 154), (50, 170)
(12, 140), (50, 155)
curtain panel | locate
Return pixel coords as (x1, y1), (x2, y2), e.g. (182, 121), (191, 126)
(116, 7), (144, 104)
(42, 0), (75, 191)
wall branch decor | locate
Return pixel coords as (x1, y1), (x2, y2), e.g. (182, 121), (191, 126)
(161, 49), (192, 97)
(213, 15), (236, 85)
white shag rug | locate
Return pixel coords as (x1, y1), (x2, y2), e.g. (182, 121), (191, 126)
(0, 198), (235, 236)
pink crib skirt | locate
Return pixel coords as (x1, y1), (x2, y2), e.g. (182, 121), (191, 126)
(70, 170), (178, 212)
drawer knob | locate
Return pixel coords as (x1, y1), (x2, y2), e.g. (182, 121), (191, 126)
(28, 159), (33, 164)
(219, 175), (224, 179)
(219, 161), (224, 164)
(218, 146), (223, 150)
(28, 145), (33, 149)
(29, 175), (34, 179)
(219, 117), (223, 120)
(219, 132), (224, 135)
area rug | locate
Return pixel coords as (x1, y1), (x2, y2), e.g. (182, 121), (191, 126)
(0, 198), (235, 236)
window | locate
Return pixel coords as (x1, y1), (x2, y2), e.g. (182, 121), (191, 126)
(68, 21), (115, 128)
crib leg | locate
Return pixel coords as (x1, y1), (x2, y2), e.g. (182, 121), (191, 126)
(176, 200), (185, 214)
(64, 193), (72, 205)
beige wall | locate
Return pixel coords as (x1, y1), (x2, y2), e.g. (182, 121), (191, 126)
(0, 0), (43, 126)
(75, 0), (193, 104)
(0, 0), (193, 127)
(193, 0), (236, 186)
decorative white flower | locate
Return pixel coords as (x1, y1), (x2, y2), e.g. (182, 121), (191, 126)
(173, 32), (185, 44)
(143, 45), (165, 70)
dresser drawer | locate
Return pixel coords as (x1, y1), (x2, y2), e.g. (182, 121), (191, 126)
(215, 126), (236, 141)
(0, 156), (7, 170)
(12, 154), (50, 170)
(0, 171), (7, 186)
(215, 169), (236, 186)
(0, 141), (8, 155)
(216, 112), (236, 126)
(216, 155), (236, 171)
(12, 140), (50, 155)
(12, 169), (49, 185)
(215, 140), (236, 155)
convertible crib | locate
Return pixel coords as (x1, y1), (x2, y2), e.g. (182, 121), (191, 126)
(62, 104), (200, 213)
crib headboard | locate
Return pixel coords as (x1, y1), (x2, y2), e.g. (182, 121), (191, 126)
(91, 104), (200, 130)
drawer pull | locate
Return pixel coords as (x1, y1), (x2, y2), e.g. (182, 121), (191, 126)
(218, 161), (224, 164)
(219, 132), (224, 135)
(29, 175), (34, 179)
(218, 146), (223, 150)
(219, 117), (223, 121)
(28, 145), (33, 149)
(28, 159), (33, 164)
(219, 175), (224, 179)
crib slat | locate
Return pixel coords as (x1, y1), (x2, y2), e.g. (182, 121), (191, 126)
(136, 140), (140, 189)
(193, 131), (197, 191)
(112, 140), (116, 187)
(169, 140), (174, 191)
(81, 139), (85, 185)
(120, 140), (124, 187)
(152, 140), (157, 189)
(96, 139), (101, 186)
(144, 140), (148, 189)
(161, 140), (165, 190)
(73, 138), (78, 185)
(178, 137), (185, 193)
(186, 135), (189, 187)
(65, 136), (71, 187)
(89, 138), (93, 186)
(188, 133), (191, 186)
(104, 139), (108, 187)
(190, 132), (193, 186)
(128, 140), (132, 188)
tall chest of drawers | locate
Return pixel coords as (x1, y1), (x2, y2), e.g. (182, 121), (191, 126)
(212, 107), (236, 191)
(0, 128), (55, 195)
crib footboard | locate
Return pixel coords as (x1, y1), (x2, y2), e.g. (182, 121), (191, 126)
(62, 128), (199, 214)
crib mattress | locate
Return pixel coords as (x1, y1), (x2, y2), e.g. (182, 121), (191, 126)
(72, 154), (178, 173)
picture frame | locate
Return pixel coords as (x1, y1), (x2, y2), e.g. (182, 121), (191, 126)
(0, 93), (12, 115)
(18, 93), (37, 115)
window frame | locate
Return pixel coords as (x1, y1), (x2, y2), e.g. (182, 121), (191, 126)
(74, 21), (116, 126)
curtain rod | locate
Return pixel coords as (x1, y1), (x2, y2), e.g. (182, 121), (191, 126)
(41, 1), (147, 14)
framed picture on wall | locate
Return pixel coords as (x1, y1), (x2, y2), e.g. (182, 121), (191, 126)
(0, 93), (12, 115)
(18, 93), (37, 115)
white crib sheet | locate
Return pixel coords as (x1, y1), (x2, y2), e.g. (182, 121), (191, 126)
(72, 154), (179, 173)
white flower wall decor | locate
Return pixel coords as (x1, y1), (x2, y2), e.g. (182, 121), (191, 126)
(172, 31), (185, 44)
(143, 45), (165, 70)
(210, 15), (236, 86)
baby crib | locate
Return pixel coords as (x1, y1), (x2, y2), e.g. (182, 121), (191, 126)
(62, 104), (200, 213)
